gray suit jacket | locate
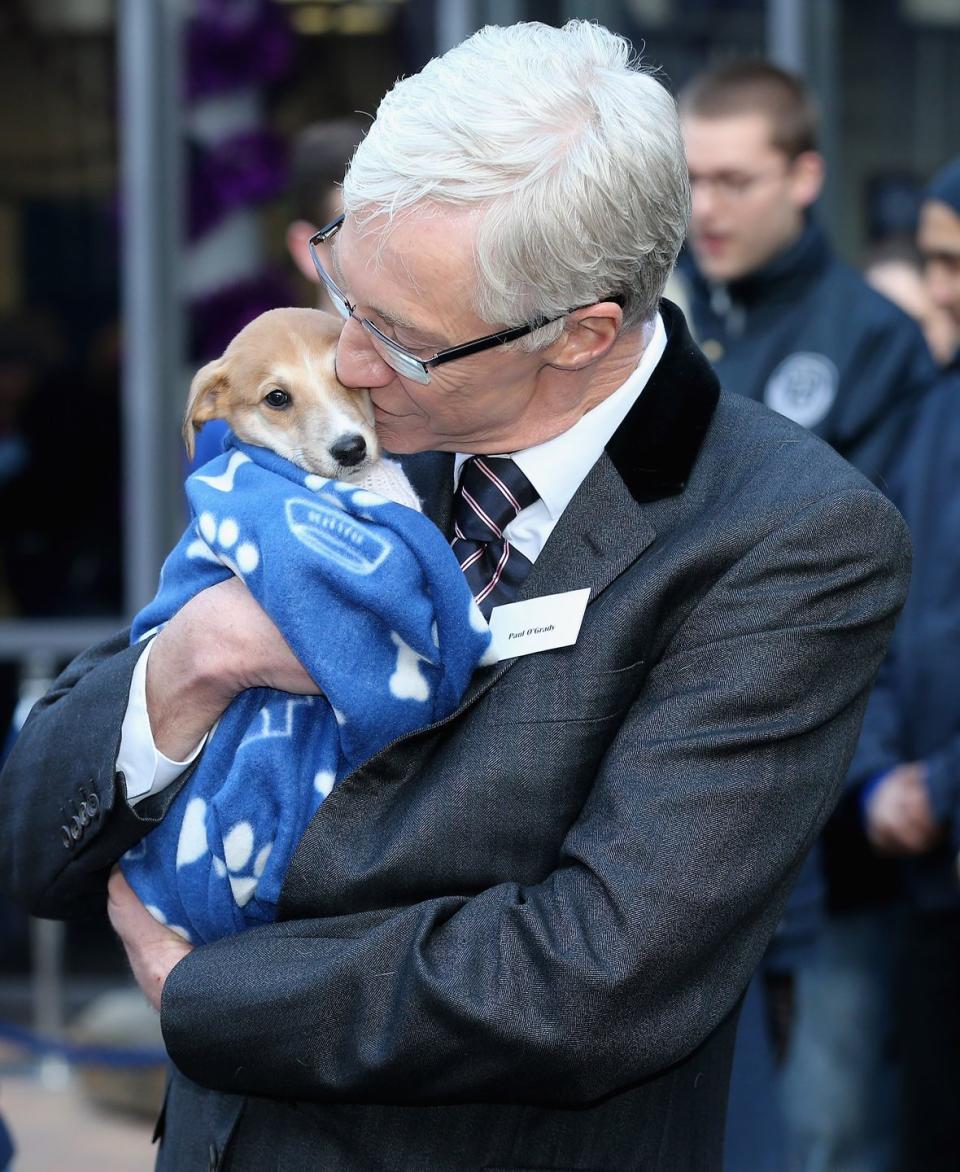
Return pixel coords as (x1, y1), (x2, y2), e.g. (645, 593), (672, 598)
(0, 302), (910, 1170)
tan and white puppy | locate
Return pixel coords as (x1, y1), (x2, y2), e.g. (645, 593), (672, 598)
(184, 307), (380, 480)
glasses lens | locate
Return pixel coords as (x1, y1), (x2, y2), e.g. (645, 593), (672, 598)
(363, 324), (431, 384)
(308, 244), (351, 320)
(326, 282), (351, 321)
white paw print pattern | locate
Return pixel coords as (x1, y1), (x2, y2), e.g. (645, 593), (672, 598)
(188, 510), (260, 578)
(212, 821), (273, 908)
(175, 797), (273, 910)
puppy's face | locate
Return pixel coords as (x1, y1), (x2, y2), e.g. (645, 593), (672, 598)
(184, 308), (379, 478)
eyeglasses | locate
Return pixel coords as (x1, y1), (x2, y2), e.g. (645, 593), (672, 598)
(308, 214), (596, 385)
(688, 163), (790, 202)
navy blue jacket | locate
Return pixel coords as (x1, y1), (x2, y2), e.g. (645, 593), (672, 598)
(681, 218), (937, 487)
(848, 369), (960, 909)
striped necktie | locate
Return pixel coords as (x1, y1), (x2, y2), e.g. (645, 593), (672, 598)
(451, 456), (540, 620)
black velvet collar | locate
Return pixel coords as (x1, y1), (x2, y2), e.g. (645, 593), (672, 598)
(401, 298), (719, 519)
(605, 298), (719, 503)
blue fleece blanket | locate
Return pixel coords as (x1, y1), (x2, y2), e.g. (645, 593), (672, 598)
(121, 437), (490, 944)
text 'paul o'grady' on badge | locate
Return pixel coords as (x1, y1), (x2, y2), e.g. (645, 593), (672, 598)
(487, 588), (591, 662)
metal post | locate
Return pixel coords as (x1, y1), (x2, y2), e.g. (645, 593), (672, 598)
(118, 0), (186, 617)
(807, 0), (841, 244)
(767, 0), (806, 72)
(15, 653), (71, 1088)
(768, 0), (842, 244)
(485, 0), (520, 25)
(436, 0), (475, 53)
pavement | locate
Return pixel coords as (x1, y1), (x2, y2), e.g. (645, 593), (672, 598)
(0, 975), (165, 1172)
(2, 1059), (157, 1171)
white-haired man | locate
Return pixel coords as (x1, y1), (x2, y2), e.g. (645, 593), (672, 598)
(0, 22), (909, 1171)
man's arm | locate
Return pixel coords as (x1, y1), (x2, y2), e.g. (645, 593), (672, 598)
(154, 487), (909, 1106)
(0, 632), (157, 918)
(844, 641), (941, 854)
(0, 577), (317, 918)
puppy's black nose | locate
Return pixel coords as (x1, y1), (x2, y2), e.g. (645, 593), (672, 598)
(330, 433), (367, 467)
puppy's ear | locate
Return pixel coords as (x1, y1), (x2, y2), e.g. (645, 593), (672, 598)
(183, 358), (229, 459)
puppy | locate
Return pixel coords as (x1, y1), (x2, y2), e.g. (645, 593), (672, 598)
(184, 307), (379, 479)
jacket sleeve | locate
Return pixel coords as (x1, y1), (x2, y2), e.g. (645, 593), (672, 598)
(159, 487), (911, 1106)
(0, 633), (190, 918)
(921, 741), (960, 828)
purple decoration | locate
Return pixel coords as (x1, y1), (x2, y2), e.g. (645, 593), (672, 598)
(189, 269), (297, 362)
(189, 129), (289, 240)
(182, 0), (299, 367)
(187, 0), (296, 101)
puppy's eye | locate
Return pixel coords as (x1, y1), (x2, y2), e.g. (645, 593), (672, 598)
(264, 388), (290, 409)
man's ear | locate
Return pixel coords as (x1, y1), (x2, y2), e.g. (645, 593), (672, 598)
(789, 150), (825, 211)
(547, 301), (624, 371)
(182, 358), (229, 459)
(286, 219), (321, 284)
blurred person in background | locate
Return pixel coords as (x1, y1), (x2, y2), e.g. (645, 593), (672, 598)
(677, 61), (936, 488)
(676, 61), (938, 1172)
(191, 116), (366, 469)
(863, 238), (956, 368)
(843, 153), (960, 1171)
(917, 158), (960, 370)
(285, 116), (367, 312)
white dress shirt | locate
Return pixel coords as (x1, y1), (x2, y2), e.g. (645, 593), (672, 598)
(118, 313), (667, 806)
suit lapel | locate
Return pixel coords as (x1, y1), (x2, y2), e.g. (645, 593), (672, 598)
(519, 452), (656, 604)
(398, 299), (720, 712)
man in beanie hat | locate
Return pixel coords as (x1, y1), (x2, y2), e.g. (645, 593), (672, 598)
(918, 157), (960, 368)
(843, 156), (960, 1169)
(677, 61), (937, 1172)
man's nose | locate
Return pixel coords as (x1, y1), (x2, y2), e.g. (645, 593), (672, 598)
(335, 316), (396, 389)
(690, 179), (715, 222)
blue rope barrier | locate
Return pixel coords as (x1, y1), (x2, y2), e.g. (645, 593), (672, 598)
(0, 1018), (166, 1069)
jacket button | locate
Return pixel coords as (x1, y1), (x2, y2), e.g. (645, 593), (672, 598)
(69, 817), (83, 841)
(208, 1142), (219, 1171)
(60, 826), (72, 849)
(86, 792), (101, 817)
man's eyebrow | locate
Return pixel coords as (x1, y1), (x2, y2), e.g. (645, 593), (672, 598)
(330, 240), (439, 337)
(921, 244), (960, 259)
(690, 168), (752, 180)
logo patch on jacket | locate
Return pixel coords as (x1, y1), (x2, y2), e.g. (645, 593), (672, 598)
(764, 352), (839, 428)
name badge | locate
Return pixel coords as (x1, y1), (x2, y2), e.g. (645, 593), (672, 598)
(488, 588), (591, 662)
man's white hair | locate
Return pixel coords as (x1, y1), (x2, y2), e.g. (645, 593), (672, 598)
(342, 20), (690, 347)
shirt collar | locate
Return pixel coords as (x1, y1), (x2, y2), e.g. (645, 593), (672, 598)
(454, 312), (667, 519)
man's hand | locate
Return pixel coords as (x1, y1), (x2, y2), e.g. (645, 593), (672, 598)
(107, 868), (193, 1011)
(147, 575), (320, 759)
(864, 762), (943, 856)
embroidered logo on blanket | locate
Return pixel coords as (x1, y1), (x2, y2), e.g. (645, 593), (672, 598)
(285, 497), (391, 574)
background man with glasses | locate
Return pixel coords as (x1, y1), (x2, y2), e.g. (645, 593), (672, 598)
(677, 60), (936, 487)
(0, 22), (910, 1171)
